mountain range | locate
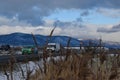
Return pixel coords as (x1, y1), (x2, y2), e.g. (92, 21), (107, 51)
(0, 32), (120, 49)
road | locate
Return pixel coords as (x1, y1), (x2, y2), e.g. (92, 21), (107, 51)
(0, 53), (63, 65)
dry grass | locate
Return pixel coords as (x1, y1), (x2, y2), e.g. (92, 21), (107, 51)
(29, 50), (120, 80)
(1, 44), (120, 80)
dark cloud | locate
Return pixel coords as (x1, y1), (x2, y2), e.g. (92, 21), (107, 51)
(53, 20), (72, 27)
(97, 24), (120, 33)
(53, 20), (85, 28)
(81, 10), (89, 16)
(112, 24), (120, 29)
(0, 0), (120, 26)
(76, 17), (83, 22)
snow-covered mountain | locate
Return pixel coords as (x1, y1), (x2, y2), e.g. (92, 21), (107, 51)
(0, 32), (120, 49)
(0, 33), (80, 47)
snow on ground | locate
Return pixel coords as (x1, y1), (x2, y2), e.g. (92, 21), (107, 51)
(0, 56), (65, 80)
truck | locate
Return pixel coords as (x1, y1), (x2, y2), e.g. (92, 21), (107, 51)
(47, 43), (61, 53)
(22, 46), (38, 55)
(22, 33), (38, 55)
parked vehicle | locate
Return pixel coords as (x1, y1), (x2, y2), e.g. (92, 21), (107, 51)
(22, 46), (38, 55)
(0, 45), (11, 51)
(22, 33), (38, 55)
(47, 43), (61, 53)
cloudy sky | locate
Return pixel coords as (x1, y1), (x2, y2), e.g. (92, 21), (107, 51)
(0, 0), (120, 42)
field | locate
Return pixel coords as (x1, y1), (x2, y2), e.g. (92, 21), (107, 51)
(27, 50), (120, 80)
(0, 49), (119, 80)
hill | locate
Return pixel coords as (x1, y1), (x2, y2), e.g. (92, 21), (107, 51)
(0, 33), (120, 49)
(0, 33), (80, 47)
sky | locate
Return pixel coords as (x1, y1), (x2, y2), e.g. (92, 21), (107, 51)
(0, 0), (120, 42)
